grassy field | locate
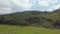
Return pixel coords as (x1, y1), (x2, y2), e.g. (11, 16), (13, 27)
(0, 25), (60, 34)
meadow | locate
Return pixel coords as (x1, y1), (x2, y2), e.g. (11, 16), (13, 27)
(0, 25), (60, 34)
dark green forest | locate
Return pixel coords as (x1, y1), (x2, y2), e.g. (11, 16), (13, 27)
(0, 9), (60, 29)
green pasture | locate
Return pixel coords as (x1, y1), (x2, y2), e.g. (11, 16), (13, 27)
(0, 25), (60, 34)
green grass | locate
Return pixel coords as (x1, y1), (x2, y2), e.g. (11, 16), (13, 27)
(0, 25), (60, 34)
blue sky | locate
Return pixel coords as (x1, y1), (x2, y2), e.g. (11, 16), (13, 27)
(0, 0), (60, 14)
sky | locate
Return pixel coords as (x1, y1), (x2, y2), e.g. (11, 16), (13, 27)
(0, 0), (60, 14)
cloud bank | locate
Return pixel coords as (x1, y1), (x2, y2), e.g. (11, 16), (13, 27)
(0, 0), (60, 14)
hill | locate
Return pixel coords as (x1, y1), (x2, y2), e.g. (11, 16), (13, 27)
(0, 9), (60, 29)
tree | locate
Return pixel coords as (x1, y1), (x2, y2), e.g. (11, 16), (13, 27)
(0, 16), (4, 24)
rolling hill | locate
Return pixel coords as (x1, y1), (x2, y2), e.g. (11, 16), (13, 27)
(0, 9), (60, 29)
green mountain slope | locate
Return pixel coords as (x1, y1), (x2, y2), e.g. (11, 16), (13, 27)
(0, 9), (60, 29)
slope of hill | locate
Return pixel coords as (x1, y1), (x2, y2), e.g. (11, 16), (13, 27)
(0, 9), (60, 29)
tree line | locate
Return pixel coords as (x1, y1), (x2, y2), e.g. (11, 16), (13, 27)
(0, 16), (60, 29)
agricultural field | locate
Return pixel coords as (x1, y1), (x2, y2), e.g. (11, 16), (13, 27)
(0, 25), (60, 34)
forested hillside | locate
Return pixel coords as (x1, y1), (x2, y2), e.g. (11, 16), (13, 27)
(0, 9), (60, 29)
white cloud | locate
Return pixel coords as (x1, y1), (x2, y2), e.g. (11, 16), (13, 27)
(0, 0), (12, 14)
(50, 0), (58, 3)
(0, 0), (11, 7)
(11, 0), (33, 10)
(0, 0), (60, 14)
(0, 0), (34, 14)
(0, 7), (11, 11)
(0, 7), (12, 14)
(47, 4), (60, 11)
(38, 0), (58, 6)
(38, 0), (51, 6)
